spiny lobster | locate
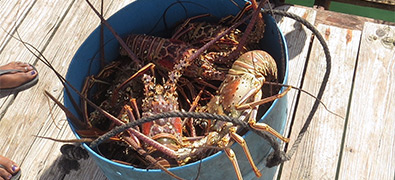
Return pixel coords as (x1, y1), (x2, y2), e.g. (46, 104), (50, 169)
(111, 50), (290, 179)
(184, 50), (290, 179)
(119, 34), (227, 81)
(108, 1), (287, 179)
(56, 0), (288, 179)
(172, 2), (266, 66)
(118, 1), (267, 82)
(112, 61), (195, 167)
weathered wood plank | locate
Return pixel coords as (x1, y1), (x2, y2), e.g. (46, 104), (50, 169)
(0, 0), (74, 116)
(279, 24), (361, 179)
(28, 0), (135, 179)
(32, 1), (136, 179)
(0, 0), (75, 158)
(273, 5), (317, 142)
(272, 6), (317, 179)
(34, 103), (107, 179)
(22, 102), (75, 179)
(0, 0), (35, 52)
(338, 22), (395, 180)
(0, 0), (36, 118)
(0, 1), (81, 179)
(0, 0), (133, 179)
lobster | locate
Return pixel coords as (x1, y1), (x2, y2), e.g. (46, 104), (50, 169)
(171, 16), (246, 67)
(171, 0), (267, 66)
(57, 0), (283, 178)
(119, 34), (228, 81)
(79, 58), (144, 133)
(118, 1), (268, 82)
(193, 50), (291, 180)
(110, 49), (290, 179)
(120, 62), (189, 167)
(112, 0), (284, 176)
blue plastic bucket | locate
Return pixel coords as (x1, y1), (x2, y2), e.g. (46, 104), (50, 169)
(64, 0), (289, 179)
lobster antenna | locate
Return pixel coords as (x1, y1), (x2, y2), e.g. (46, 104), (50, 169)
(148, 0), (210, 35)
(85, 0), (142, 65)
(263, 81), (344, 119)
(5, 29), (86, 120)
(33, 135), (94, 143)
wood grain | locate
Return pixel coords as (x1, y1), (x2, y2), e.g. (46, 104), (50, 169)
(337, 22), (395, 180)
(0, 0), (134, 179)
(279, 24), (361, 180)
(274, 5), (317, 141)
(0, 0), (76, 161)
(0, 1), (393, 180)
(0, 0), (35, 52)
(0, 0), (36, 118)
(273, 5), (317, 174)
(271, 6), (317, 179)
(0, 0), (74, 116)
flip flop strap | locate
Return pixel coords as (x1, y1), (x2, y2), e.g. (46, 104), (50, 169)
(0, 69), (23, 76)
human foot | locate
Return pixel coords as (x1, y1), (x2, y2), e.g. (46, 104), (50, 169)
(0, 62), (38, 90)
(0, 155), (20, 180)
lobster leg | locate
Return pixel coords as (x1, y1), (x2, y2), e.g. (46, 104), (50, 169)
(235, 86), (291, 142)
(224, 147), (243, 180)
(80, 76), (96, 128)
(236, 86), (292, 110)
(91, 96), (180, 160)
(129, 98), (141, 121)
(81, 60), (122, 126)
(183, 88), (206, 137)
(121, 106), (180, 160)
(120, 105), (141, 146)
(216, 125), (262, 179)
(121, 135), (183, 180)
(249, 119), (290, 142)
(177, 77), (196, 106)
(229, 127), (262, 178)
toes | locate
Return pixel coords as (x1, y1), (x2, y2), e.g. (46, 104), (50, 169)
(0, 156), (19, 180)
(0, 61), (33, 72)
(0, 68), (38, 89)
(29, 69), (38, 76)
(21, 66), (34, 73)
(14, 63), (33, 72)
(15, 70), (37, 83)
(23, 70), (38, 81)
(0, 61), (38, 89)
(0, 168), (12, 180)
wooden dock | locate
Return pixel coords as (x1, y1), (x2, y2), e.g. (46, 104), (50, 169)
(0, 1), (393, 179)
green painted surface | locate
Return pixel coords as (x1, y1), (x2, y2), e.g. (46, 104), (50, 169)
(285, 0), (395, 22)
